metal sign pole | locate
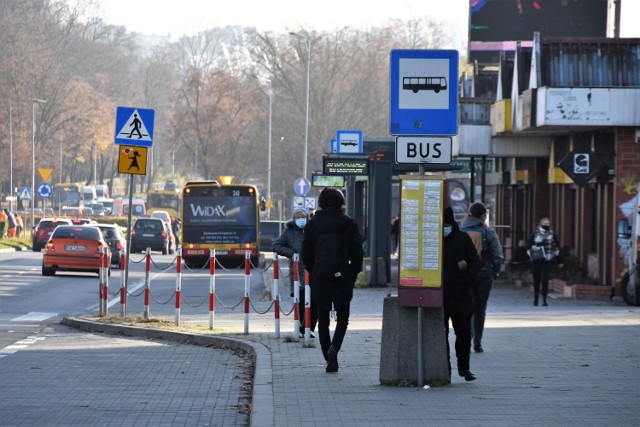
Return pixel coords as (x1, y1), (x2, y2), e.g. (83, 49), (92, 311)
(123, 174), (135, 313)
(417, 163), (425, 387)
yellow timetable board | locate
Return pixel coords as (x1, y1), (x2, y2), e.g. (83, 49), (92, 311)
(398, 175), (444, 288)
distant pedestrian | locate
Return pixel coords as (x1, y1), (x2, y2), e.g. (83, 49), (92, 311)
(0, 209), (7, 238)
(526, 218), (560, 306)
(272, 208), (317, 337)
(4, 209), (16, 238)
(390, 214), (400, 257)
(442, 207), (481, 381)
(461, 202), (504, 353)
(301, 188), (363, 373)
(15, 214), (23, 238)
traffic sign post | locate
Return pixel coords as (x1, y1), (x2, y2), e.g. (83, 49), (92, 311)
(37, 183), (53, 198)
(389, 49), (459, 136)
(114, 106), (155, 147)
(293, 177), (311, 196)
(395, 136), (452, 164)
(114, 106), (154, 298)
(336, 130), (363, 153)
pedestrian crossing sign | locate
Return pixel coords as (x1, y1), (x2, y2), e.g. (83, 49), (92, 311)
(118, 145), (148, 175)
(114, 106), (155, 147)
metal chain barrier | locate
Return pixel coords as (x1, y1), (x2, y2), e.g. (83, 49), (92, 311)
(128, 254), (147, 264)
(149, 289), (177, 305)
(181, 257), (211, 272)
(215, 295), (246, 310)
(126, 287), (146, 298)
(250, 299), (275, 315)
(214, 257), (246, 271)
(249, 258), (274, 272)
(150, 255), (178, 272)
(181, 293), (209, 308)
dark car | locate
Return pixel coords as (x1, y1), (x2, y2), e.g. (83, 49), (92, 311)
(130, 217), (173, 254)
(259, 220), (286, 253)
(32, 218), (72, 252)
(96, 223), (126, 268)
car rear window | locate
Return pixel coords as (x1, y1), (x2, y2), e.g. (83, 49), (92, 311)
(53, 226), (101, 240)
(38, 220), (69, 228)
(98, 227), (120, 238)
(134, 220), (162, 231)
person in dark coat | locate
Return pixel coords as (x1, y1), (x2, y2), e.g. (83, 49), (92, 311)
(301, 188), (363, 373)
(443, 207), (481, 382)
(526, 217), (560, 306)
(272, 208), (316, 336)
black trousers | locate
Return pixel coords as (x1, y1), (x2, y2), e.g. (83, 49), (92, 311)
(444, 309), (472, 374)
(472, 272), (493, 348)
(317, 302), (350, 358)
(532, 260), (552, 301)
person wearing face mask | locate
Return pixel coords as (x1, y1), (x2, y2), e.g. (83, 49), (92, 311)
(442, 207), (481, 381)
(526, 218), (560, 306)
(272, 208), (317, 337)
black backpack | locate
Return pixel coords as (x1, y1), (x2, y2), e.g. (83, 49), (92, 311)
(314, 228), (350, 282)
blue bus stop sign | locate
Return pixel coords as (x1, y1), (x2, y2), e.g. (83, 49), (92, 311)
(389, 49), (459, 136)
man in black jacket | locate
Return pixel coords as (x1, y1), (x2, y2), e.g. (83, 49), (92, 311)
(443, 207), (481, 381)
(301, 188), (363, 373)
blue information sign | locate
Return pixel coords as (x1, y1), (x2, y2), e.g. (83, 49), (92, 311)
(114, 106), (155, 147)
(389, 49), (459, 136)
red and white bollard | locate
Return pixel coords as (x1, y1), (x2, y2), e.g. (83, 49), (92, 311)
(120, 252), (126, 317)
(102, 247), (109, 317)
(175, 247), (182, 326)
(273, 253), (280, 338)
(98, 248), (105, 317)
(304, 269), (311, 344)
(209, 248), (216, 330)
(244, 251), (251, 335)
(293, 253), (300, 341)
(143, 248), (151, 320)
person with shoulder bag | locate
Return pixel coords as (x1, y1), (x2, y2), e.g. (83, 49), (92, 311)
(526, 218), (560, 306)
(301, 188), (363, 373)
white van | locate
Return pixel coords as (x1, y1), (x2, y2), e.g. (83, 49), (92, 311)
(95, 184), (110, 199)
(83, 186), (97, 205)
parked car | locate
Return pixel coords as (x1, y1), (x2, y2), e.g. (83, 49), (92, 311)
(42, 225), (111, 276)
(32, 218), (72, 252)
(259, 220), (286, 253)
(130, 217), (173, 254)
(96, 223), (126, 268)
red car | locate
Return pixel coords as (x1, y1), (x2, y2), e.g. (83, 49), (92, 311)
(42, 225), (111, 276)
(32, 218), (72, 252)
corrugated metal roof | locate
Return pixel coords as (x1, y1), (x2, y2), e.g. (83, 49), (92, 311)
(541, 37), (640, 87)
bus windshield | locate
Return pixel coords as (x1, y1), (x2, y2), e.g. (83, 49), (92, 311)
(181, 182), (260, 267)
(147, 191), (180, 217)
(52, 183), (83, 210)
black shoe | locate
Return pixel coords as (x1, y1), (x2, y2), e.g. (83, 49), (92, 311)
(458, 370), (476, 381)
(326, 346), (339, 373)
(533, 300), (539, 306)
(474, 345), (484, 353)
(542, 301), (548, 306)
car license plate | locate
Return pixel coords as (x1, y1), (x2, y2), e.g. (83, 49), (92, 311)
(65, 245), (86, 252)
(143, 234), (154, 237)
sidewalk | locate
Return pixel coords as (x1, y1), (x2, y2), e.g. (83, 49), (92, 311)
(65, 267), (640, 427)
(15, 256), (640, 427)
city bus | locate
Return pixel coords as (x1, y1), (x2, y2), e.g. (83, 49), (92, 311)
(147, 188), (180, 218)
(402, 76), (447, 93)
(52, 182), (85, 211)
(180, 181), (263, 268)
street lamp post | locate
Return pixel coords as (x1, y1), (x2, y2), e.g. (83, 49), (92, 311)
(254, 75), (274, 219)
(289, 32), (312, 180)
(31, 98), (46, 230)
(9, 105), (14, 212)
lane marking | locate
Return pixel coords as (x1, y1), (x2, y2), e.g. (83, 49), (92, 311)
(11, 312), (58, 322)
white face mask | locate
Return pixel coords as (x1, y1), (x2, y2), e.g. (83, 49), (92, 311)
(295, 218), (307, 228)
(443, 226), (452, 237)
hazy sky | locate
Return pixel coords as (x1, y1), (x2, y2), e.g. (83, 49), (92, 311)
(95, 0), (638, 43)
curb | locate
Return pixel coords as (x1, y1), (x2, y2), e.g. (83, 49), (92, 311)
(61, 316), (274, 427)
